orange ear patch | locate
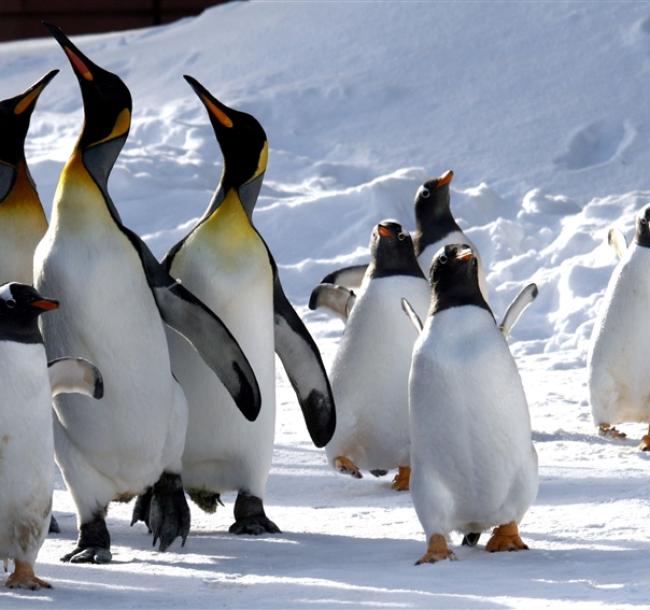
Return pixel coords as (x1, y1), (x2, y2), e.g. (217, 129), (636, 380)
(202, 95), (233, 128)
(64, 47), (94, 81)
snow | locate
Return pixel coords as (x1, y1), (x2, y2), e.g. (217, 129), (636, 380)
(2, 1), (650, 608)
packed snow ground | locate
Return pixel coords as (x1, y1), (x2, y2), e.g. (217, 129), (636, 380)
(2, 1), (650, 608)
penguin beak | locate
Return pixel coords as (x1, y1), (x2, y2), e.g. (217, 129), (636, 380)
(13, 69), (59, 116)
(377, 225), (394, 238)
(183, 74), (234, 129)
(437, 170), (454, 188)
(43, 22), (97, 83)
(32, 298), (60, 311)
(456, 247), (474, 262)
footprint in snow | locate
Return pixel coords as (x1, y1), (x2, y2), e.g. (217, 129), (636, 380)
(553, 119), (635, 171)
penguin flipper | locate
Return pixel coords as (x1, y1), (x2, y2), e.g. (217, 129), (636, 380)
(154, 283), (261, 422)
(266, 250), (335, 447)
(308, 284), (356, 320)
(120, 226), (261, 422)
(48, 357), (103, 399)
(400, 297), (423, 334)
(321, 264), (368, 289)
(498, 283), (538, 339)
(607, 227), (627, 260)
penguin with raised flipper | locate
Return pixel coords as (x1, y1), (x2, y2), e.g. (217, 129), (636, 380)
(408, 244), (537, 564)
(589, 204), (650, 448)
(325, 220), (429, 490)
(0, 282), (103, 589)
(0, 71), (57, 284)
(157, 76), (335, 534)
(34, 24), (260, 563)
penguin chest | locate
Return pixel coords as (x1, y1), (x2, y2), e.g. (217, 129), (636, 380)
(169, 224), (276, 491)
(409, 307), (537, 526)
(589, 247), (650, 423)
(0, 342), (53, 560)
(34, 223), (181, 483)
(326, 276), (429, 470)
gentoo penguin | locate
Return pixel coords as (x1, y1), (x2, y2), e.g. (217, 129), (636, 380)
(34, 24), (260, 563)
(0, 282), (102, 589)
(157, 76), (335, 534)
(0, 71), (57, 284)
(312, 170), (489, 316)
(589, 204), (650, 448)
(409, 244), (537, 563)
(325, 220), (429, 490)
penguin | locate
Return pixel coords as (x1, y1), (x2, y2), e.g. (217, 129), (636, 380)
(408, 244), (537, 563)
(0, 71), (57, 284)
(34, 24), (260, 563)
(312, 170), (489, 316)
(324, 220), (429, 490)
(157, 76), (335, 534)
(588, 204), (650, 448)
(0, 282), (102, 589)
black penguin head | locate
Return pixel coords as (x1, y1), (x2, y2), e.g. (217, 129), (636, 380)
(413, 170), (461, 254)
(0, 283), (59, 344)
(635, 204), (650, 248)
(183, 75), (267, 194)
(429, 244), (491, 316)
(367, 219), (424, 280)
(0, 70), (59, 169)
(44, 23), (132, 157)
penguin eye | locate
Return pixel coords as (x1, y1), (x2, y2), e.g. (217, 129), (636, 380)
(5, 299), (16, 309)
(398, 233), (406, 241)
(421, 188), (430, 199)
(642, 218), (648, 226)
(439, 255), (448, 265)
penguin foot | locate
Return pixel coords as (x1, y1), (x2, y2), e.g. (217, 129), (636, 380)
(415, 534), (456, 565)
(391, 466), (411, 491)
(61, 512), (111, 563)
(639, 434), (650, 451)
(131, 487), (153, 532)
(149, 472), (191, 552)
(229, 491), (280, 535)
(485, 522), (529, 552)
(598, 423), (627, 440)
(462, 532), (481, 547)
(188, 488), (223, 514)
(370, 469), (388, 478)
(334, 456), (362, 479)
(48, 515), (60, 534)
(5, 560), (51, 590)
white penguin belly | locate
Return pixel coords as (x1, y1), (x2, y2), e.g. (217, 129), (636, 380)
(0, 343), (53, 564)
(326, 276), (430, 471)
(170, 237), (275, 499)
(34, 227), (187, 498)
(588, 246), (650, 425)
(409, 307), (537, 536)
(419, 232), (488, 299)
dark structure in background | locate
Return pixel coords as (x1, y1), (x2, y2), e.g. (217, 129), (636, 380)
(0, 1), (230, 42)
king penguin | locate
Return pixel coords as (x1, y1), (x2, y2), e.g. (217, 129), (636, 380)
(158, 76), (336, 534)
(325, 220), (429, 490)
(0, 282), (103, 589)
(311, 170), (489, 317)
(34, 24), (260, 563)
(588, 204), (650, 449)
(408, 244), (537, 564)
(0, 71), (57, 284)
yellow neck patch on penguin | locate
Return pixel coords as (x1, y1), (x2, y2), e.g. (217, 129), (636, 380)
(90, 108), (131, 147)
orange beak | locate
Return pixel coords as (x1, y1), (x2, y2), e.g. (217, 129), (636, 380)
(455, 247), (474, 262)
(437, 170), (454, 187)
(378, 225), (393, 238)
(32, 298), (60, 311)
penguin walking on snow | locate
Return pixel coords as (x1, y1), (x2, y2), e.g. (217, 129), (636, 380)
(589, 204), (650, 449)
(325, 220), (429, 490)
(0, 71), (57, 284)
(0, 283), (102, 590)
(156, 77), (335, 534)
(34, 25), (260, 563)
(408, 244), (537, 564)
(311, 170), (489, 318)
